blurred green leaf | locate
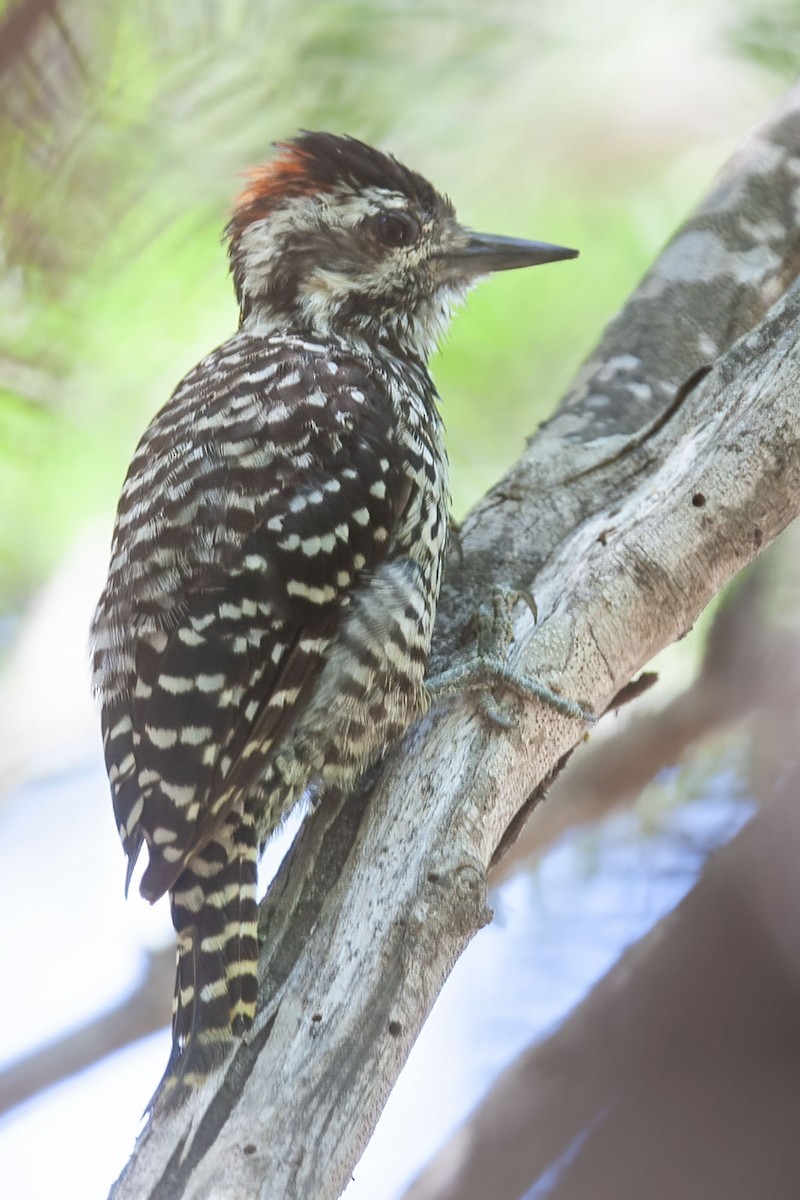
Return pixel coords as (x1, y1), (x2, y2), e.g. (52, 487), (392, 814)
(0, 0), (791, 610)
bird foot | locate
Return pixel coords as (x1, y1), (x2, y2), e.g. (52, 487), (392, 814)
(427, 586), (594, 728)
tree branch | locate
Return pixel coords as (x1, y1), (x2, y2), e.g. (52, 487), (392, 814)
(0, 948), (172, 1117)
(402, 723), (800, 1200)
(111, 84), (800, 1200)
(490, 567), (773, 881)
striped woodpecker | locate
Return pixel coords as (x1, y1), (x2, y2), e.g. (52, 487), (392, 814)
(91, 132), (578, 1088)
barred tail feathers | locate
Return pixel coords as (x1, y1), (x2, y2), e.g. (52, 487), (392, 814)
(226, 803), (260, 1034)
(167, 809), (260, 1083)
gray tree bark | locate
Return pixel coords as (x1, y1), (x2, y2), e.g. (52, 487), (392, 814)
(401, 612), (800, 1200)
(489, 565), (774, 882)
(111, 84), (800, 1200)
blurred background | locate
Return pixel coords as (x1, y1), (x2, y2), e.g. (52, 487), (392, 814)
(1, 1), (800, 1197)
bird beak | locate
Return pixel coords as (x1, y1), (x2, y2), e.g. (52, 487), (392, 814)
(441, 230), (578, 279)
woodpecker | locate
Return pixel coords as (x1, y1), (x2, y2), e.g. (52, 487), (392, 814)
(91, 132), (577, 1086)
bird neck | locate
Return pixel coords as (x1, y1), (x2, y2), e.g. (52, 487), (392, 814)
(239, 301), (444, 370)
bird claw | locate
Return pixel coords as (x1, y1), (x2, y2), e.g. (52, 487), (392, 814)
(428, 585), (594, 727)
(478, 693), (519, 729)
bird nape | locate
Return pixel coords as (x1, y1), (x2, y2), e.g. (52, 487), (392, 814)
(90, 131), (578, 1099)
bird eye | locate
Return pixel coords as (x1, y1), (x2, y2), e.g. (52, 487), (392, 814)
(371, 212), (419, 248)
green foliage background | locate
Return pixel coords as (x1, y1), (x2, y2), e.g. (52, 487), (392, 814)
(0, 0), (793, 618)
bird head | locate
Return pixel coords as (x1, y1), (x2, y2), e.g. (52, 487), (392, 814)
(226, 132), (577, 360)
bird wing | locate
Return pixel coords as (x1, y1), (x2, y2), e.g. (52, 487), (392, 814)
(96, 338), (413, 902)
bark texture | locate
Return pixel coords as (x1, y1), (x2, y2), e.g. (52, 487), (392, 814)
(490, 566), (774, 881)
(111, 84), (800, 1200)
(402, 649), (800, 1200)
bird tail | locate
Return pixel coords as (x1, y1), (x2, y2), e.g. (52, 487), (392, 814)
(165, 807), (260, 1088)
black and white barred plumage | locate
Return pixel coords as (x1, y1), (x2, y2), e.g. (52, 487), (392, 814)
(91, 132), (576, 1088)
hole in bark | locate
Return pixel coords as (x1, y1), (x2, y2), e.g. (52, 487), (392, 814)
(311, 1012), (322, 1023)
(243, 1144), (257, 1156)
(692, 493), (706, 507)
(388, 1020), (402, 1036)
